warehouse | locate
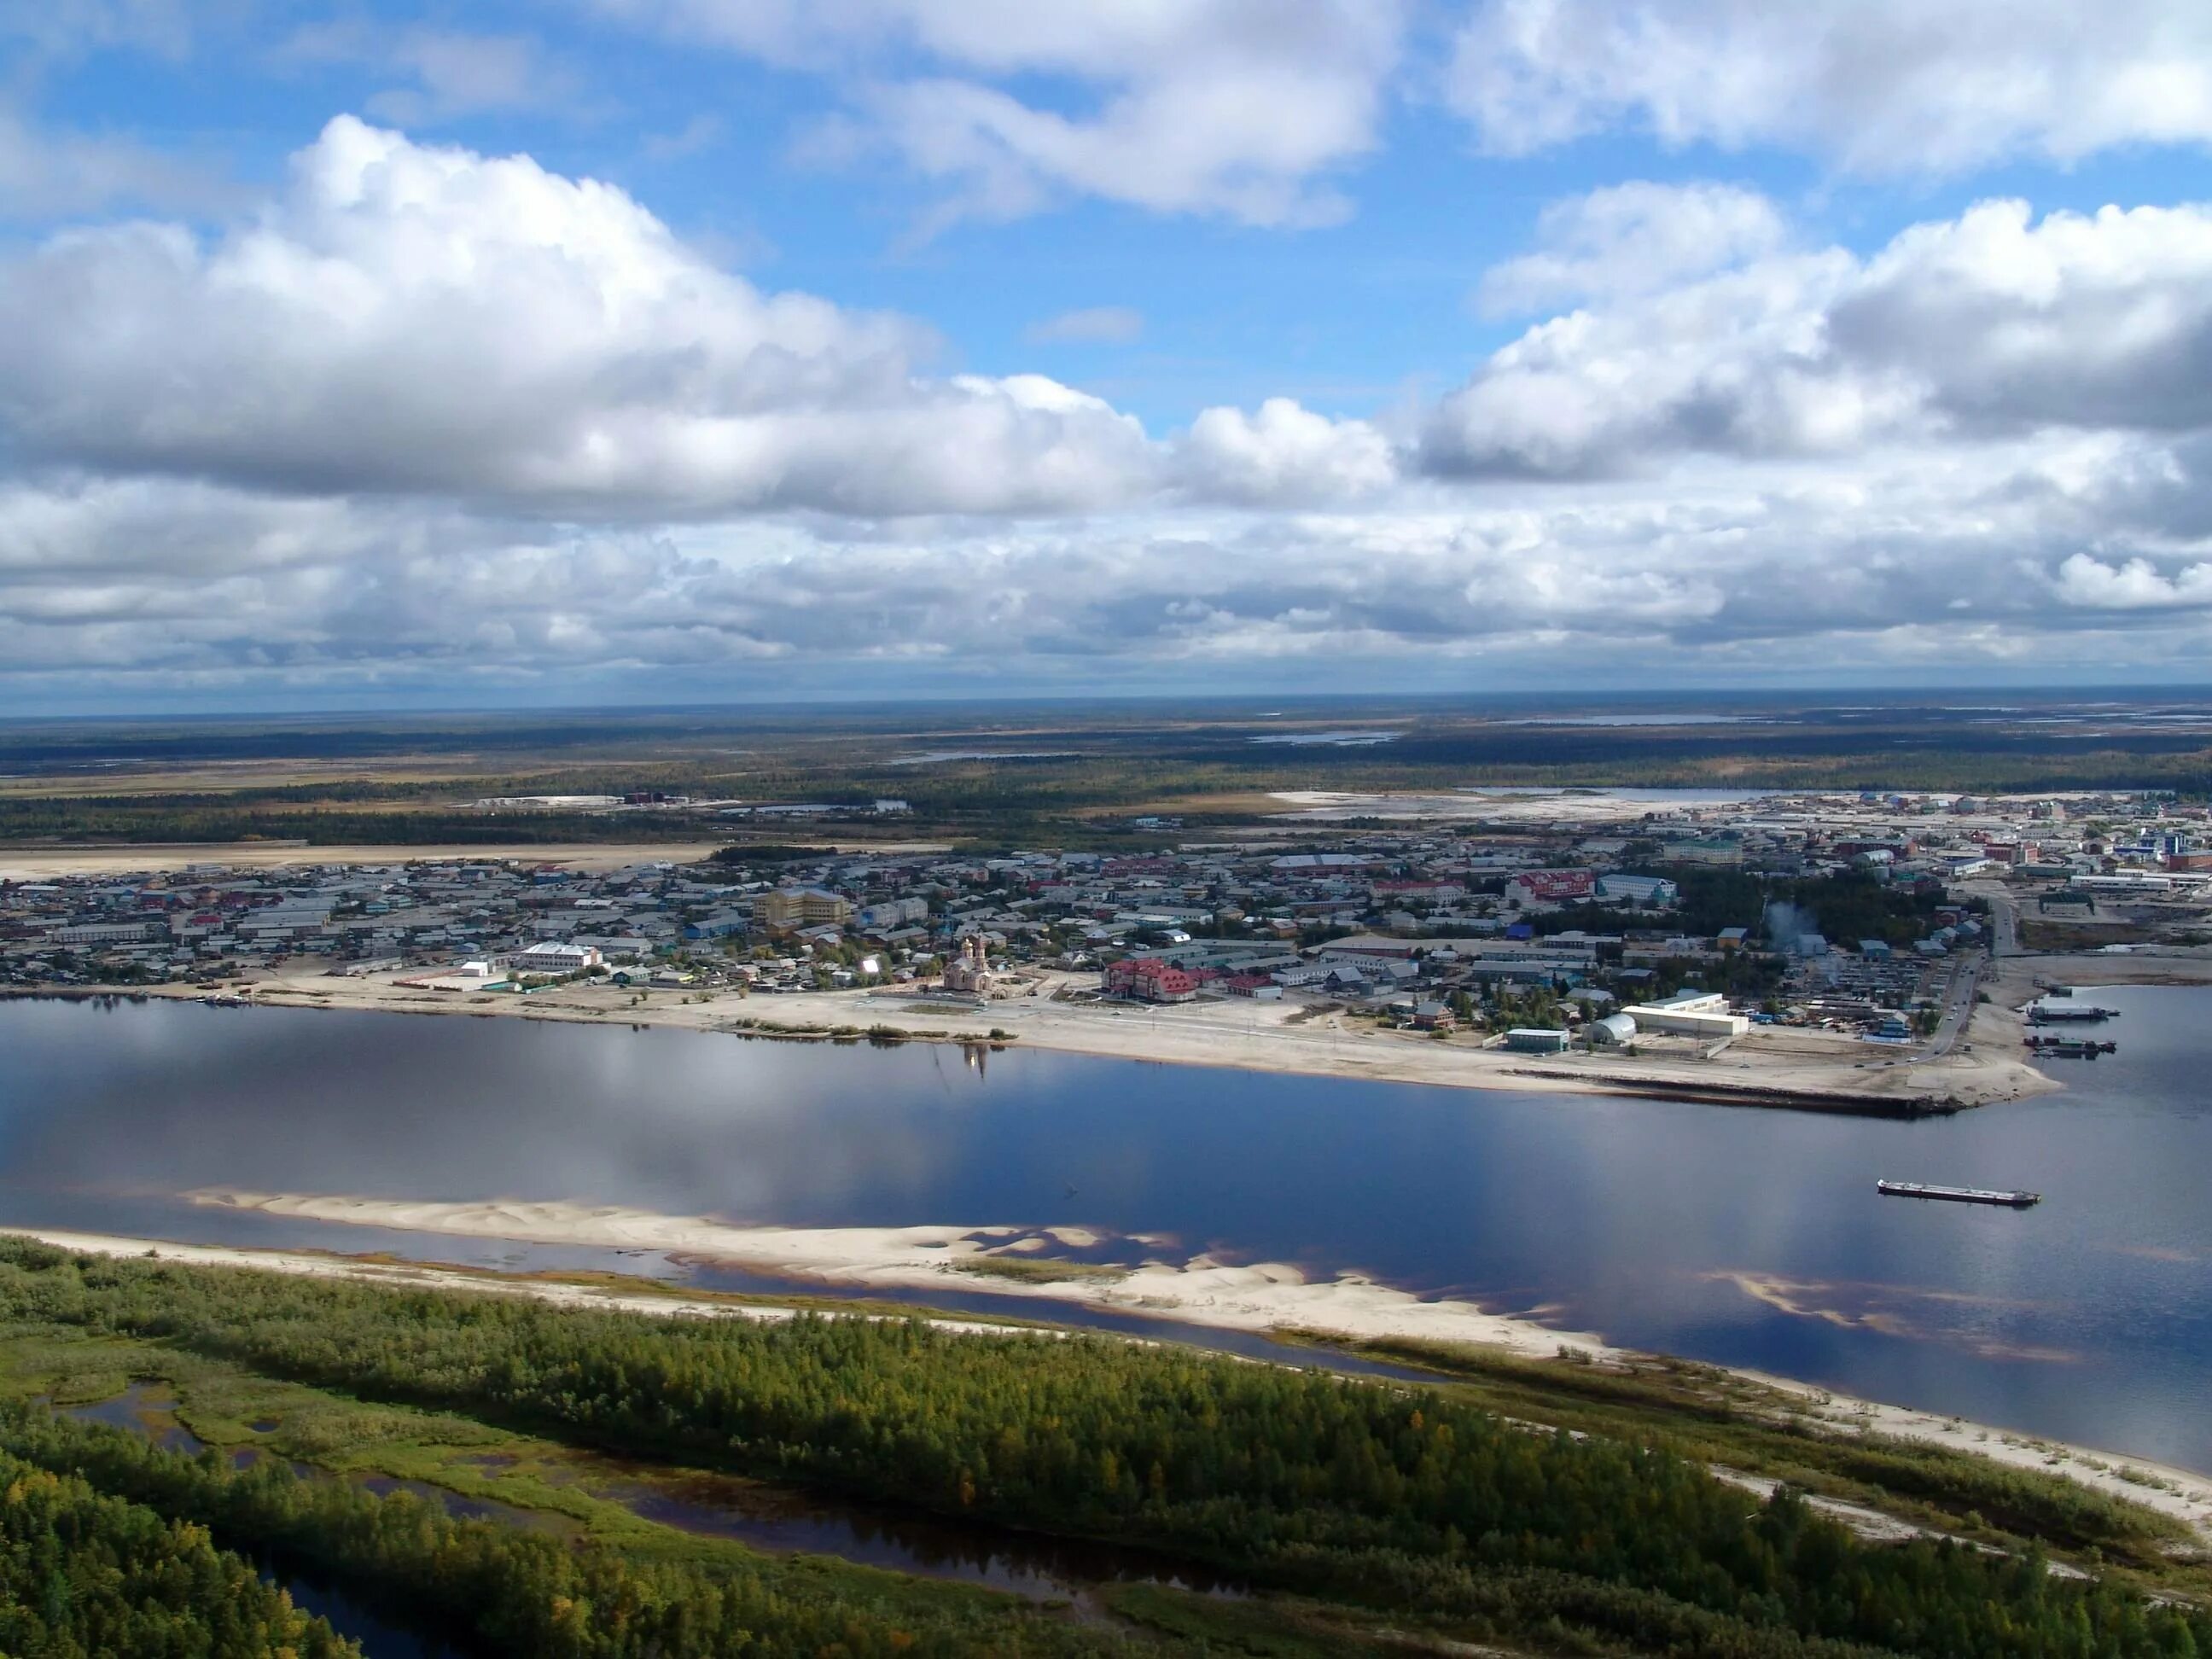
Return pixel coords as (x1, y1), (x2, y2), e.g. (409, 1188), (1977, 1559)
(1588, 1013), (1639, 1047)
(1620, 991), (1749, 1040)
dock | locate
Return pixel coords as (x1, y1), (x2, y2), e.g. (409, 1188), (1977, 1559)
(1877, 1180), (2040, 1208)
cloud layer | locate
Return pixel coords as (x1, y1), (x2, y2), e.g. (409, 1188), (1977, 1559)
(608, 0), (1402, 230)
(6, 117), (2212, 701)
(1424, 192), (2212, 478)
(1451, 0), (2212, 173)
(0, 119), (1391, 521)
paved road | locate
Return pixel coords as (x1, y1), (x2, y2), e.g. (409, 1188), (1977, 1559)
(1973, 882), (2022, 958)
(1924, 951), (1985, 1059)
(1912, 882), (2022, 1062)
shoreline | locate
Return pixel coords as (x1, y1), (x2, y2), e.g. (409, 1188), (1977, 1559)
(181, 1188), (1612, 1361)
(9, 1215), (2209, 1540)
(22, 959), (2061, 1117)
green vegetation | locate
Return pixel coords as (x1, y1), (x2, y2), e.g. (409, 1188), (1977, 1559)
(6, 700), (2211, 849)
(0, 1406), (1121, 1659)
(1297, 1337), (2196, 1571)
(952, 1256), (1127, 1284)
(0, 1447), (358, 1656)
(0, 1240), (2203, 1658)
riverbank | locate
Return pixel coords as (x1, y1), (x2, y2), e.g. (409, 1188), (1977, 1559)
(179, 1190), (1611, 1360)
(12, 1219), (2210, 1551)
(101, 959), (2057, 1115)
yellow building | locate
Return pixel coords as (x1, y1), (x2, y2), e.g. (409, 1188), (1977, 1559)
(755, 887), (854, 931)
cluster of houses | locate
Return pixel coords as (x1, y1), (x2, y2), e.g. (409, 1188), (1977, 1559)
(6, 790), (2207, 1045)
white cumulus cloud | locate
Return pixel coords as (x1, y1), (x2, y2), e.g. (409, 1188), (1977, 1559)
(1450, 0), (2212, 173)
(601, 0), (1404, 228)
(1429, 195), (2212, 477)
(1476, 181), (1788, 316)
(0, 117), (1169, 518)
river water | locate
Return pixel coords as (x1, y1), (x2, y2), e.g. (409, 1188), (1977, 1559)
(2, 990), (2206, 1472)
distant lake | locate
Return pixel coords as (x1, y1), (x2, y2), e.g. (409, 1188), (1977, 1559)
(1455, 785), (1767, 805)
(1500, 714), (1766, 727)
(2, 989), (2206, 1472)
(1249, 730), (1401, 747)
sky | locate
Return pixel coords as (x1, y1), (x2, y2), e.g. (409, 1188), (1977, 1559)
(8, 3), (2212, 712)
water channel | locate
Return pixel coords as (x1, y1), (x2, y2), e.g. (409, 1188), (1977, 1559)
(3, 989), (2207, 1471)
(55, 1378), (1239, 1652)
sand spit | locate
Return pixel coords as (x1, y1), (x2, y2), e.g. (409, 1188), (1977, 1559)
(1736, 1368), (2212, 1540)
(186, 1188), (1606, 1360)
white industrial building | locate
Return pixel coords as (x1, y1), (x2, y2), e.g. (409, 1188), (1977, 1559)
(1620, 991), (1749, 1040)
(1588, 1012), (1639, 1046)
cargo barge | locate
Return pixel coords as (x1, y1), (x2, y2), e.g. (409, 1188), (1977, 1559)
(2027, 1004), (2119, 1024)
(2023, 1035), (2116, 1057)
(1877, 1180), (2040, 1208)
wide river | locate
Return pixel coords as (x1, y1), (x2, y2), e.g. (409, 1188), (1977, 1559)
(3, 987), (2207, 1472)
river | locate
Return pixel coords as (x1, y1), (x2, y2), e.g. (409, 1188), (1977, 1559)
(2, 989), (2206, 1472)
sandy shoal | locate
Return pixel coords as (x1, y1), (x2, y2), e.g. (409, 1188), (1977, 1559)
(183, 1188), (1600, 1359)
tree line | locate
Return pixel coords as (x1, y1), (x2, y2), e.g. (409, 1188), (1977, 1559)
(0, 1442), (358, 1657)
(0, 1242), (2202, 1659)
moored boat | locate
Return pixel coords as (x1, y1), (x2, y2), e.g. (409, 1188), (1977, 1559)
(1877, 1180), (2040, 1208)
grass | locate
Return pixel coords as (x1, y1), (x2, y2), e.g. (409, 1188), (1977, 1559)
(952, 1255), (1128, 1284)
(2017, 919), (2166, 951)
(1097, 1582), (1447, 1656)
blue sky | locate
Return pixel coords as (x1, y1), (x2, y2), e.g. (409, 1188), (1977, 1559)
(8, 1), (2212, 710)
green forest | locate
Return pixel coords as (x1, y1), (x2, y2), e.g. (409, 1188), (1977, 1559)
(0, 1241), (2203, 1657)
(0, 1446), (358, 1657)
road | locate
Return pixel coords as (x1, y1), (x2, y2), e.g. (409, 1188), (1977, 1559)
(1972, 882), (2022, 958)
(1922, 951), (1986, 1059)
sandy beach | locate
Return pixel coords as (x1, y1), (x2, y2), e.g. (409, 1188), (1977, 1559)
(183, 1188), (1606, 1359)
(171, 962), (2055, 1114)
(14, 1213), (2209, 1543)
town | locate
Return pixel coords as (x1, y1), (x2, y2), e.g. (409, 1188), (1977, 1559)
(10, 784), (2209, 1110)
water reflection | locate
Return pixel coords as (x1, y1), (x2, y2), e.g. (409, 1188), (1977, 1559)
(3, 990), (2209, 1470)
(61, 1386), (467, 1656)
(59, 1378), (1236, 1609)
(66, 1380), (205, 1454)
(580, 1463), (1243, 1604)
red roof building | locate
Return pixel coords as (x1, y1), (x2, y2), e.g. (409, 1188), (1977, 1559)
(1103, 957), (1201, 1003)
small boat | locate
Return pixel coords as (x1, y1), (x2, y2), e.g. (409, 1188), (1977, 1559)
(1877, 1180), (2040, 1208)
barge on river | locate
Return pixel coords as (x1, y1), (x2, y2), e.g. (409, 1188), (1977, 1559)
(2024, 1035), (2116, 1057)
(1877, 1180), (2040, 1208)
(2027, 1004), (2120, 1024)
